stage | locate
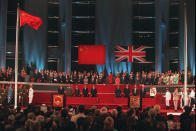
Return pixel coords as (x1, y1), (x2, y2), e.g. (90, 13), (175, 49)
(31, 84), (183, 110)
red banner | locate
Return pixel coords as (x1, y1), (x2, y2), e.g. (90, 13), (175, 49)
(78, 45), (106, 64)
(52, 94), (64, 107)
(20, 10), (43, 30)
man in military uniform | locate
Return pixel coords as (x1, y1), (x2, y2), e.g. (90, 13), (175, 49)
(91, 85), (97, 97)
(115, 85), (121, 97)
(173, 88), (179, 111)
(22, 85), (28, 107)
(17, 84), (23, 106)
(124, 84), (130, 97)
(83, 85), (89, 97)
(164, 88), (171, 110)
(0, 85), (5, 105)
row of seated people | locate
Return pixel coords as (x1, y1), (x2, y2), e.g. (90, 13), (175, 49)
(58, 85), (147, 98)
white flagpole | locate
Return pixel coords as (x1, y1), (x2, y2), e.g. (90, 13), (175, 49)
(14, 4), (20, 109)
(184, 2), (188, 106)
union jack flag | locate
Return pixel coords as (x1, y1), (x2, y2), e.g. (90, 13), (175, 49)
(114, 45), (148, 63)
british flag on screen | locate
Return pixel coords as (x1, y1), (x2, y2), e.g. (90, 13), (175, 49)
(114, 45), (149, 63)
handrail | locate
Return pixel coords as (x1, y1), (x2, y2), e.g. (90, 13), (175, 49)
(0, 81), (195, 88)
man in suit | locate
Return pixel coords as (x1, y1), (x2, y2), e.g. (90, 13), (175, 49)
(75, 85), (80, 97)
(140, 84), (146, 98)
(58, 85), (64, 95)
(83, 85), (89, 97)
(66, 85), (73, 96)
(91, 85), (97, 97)
(132, 85), (139, 96)
(115, 86), (121, 97)
(121, 74), (127, 84)
(139, 84), (146, 110)
(124, 84), (130, 97)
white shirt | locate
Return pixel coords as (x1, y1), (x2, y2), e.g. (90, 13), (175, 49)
(165, 91), (171, 100)
(29, 88), (34, 97)
(189, 90), (195, 99)
(180, 92), (184, 99)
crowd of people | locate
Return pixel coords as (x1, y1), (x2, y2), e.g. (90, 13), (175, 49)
(0, 103), (195, 131)
(0, 66), (195, 85)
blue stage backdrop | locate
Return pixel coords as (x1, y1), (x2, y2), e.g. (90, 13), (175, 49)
(59, 0), (72, 74)
(96, 0), (132, 75)
(179, 0), (195, 76)
(23, 0), (48, 71)
(155, 0), (169, 74)
(187, 0), (195, 76)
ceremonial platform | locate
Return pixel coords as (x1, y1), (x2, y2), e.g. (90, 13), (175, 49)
(30, 84), (190, 110)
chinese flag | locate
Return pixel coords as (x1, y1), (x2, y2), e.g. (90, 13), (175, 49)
(78, 45), (106, 64)
(20, 10), (43, 30)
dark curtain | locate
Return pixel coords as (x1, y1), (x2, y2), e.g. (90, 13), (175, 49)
(0, 0), (8, 68)
(23, 0), (48, 71)
(96, 0), (132, 74)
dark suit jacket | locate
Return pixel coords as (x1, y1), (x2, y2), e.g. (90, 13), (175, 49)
(121, 77), (127, 84)
(140, 88), (146, 98)
(115, 88), (121, 97)
(58, 87), (64, 94)
(75, 88), (80, 97)
(91, 88), (97, 97)
(132, 88), (139, 96)
(83, 88), (89, 97)
(124, 87), (130, 97)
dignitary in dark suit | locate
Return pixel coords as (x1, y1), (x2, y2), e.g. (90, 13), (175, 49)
(140, 84), (146, 98)
(132, 85), (139, 96)
(90, 74), (96, 84)
(91, 85), (97, 97)
(66, 85), (73, 96)
(83, 85), (89, 97)
(58, 85), (64, 95)
(74, 85), (80, 97)
(129, 73), (135, 85)
(115, 86), (121, 97)
(135, 73), (140, 85)
(140, 84), (146, 110)
(121, 74), (127, 84)
(124, 84), (130, 97)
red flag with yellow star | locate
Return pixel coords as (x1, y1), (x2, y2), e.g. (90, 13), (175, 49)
(78, 45), (106, 64)
(20, 10), (43, 30)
